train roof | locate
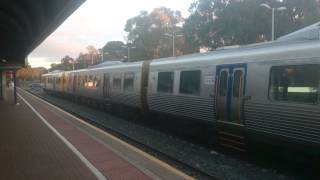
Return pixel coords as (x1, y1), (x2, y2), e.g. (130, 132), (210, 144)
(150, 39), (320, 67)
(42, 61), (143, 76)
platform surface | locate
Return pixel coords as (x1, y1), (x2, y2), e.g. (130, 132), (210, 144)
(0, 88), (193, 180)
(0, 90), (97, 180)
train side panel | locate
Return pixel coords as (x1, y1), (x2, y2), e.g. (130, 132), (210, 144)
(244, 58), (320, 150)
(108, 65), (142, 108)
(75, 70), (103, 101)
(148, 62), (216, 123)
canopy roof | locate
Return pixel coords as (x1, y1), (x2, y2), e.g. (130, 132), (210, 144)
(0, 0), (85, 69)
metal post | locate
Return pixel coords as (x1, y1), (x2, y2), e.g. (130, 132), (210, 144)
(13, 71), (17, 105)
(91, 54), (94, 65)
(101, 50), (104, 63)
(172, 32), (175, 57)
(128, 47), (130, 62)
(0, 71), (2, 100)
(272, 8), (275, 41)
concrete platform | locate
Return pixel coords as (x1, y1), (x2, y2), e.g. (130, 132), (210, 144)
(0, 88), (193, 180)
(0, 90), (97, 180)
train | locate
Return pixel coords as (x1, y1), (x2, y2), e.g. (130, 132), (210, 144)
(42, 24), (320, 156)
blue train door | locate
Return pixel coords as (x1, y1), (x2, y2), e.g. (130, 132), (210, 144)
(216, 64), (246, 124)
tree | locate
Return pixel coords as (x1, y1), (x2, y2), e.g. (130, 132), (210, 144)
(49, 55), (75, 71)
(275, 0), (320, 36)
(182, 0), (217, 52)
(102, 41), (127, 61)
(124, 7), (185, 60)
(86, 45), (100, 65)
(183, 0), (320, 51)
(61, 55), (74, 64)
(60, 55), (74, 71)
(16, 66), (47, 83)
(75, 52), (87, 69)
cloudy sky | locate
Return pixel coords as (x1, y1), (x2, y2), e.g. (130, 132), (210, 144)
(28, 0), (194, 68)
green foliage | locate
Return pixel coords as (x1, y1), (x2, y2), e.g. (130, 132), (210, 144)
(43, 1), (320, 68)
(276, 0), (320, 36)
(102, 41), (126, 61)
(124, 7), (185, 60)
(17, 66), (47, 81)
(183, 0), (320, 52)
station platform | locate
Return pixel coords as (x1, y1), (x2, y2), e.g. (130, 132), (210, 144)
(0, 88), (193, 180)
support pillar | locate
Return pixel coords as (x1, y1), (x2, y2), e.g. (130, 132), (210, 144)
(0, 71), (2, 100)
(13, 71), (17, 105)
(1, 71), (7, 101)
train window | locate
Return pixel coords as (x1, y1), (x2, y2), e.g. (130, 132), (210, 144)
(124, 73), (134, 91)
(269, 64), (320, 104)
(157, 72), (174, 93)
(68, 76), (72, 84)
(86, 75), (94, 88)
(113, 75), (122, 89)
(62, 75), (66, 84)
(219, 71), (228, 96)
(56, 77), (60, 84)
(83, 75), (88, 87)
(179, 70), (201, 95)
(77, 76), (81, 87)
(233, 70), (243, 97)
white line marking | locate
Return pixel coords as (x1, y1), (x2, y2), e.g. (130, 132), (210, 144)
(17, 93), (107, 180)
(20, 88), (195, 180)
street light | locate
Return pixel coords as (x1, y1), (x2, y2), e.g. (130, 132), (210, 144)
(164, 32), (184, 57)
(100, 51), (109, 63)
(122, 45), (136, 62)
(68, 59), (76, 71)
(260, 3), (287, 41)
(91, 53), (94, 65)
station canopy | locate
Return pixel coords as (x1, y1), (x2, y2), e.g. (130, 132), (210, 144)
(0, 0), (85, 70)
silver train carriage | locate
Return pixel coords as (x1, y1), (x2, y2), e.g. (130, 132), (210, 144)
(42, 33), (320, 154)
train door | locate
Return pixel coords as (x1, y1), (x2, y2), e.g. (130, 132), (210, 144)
(217, 68), (229, 121)
(0, 72), (2, 99)
(216, 64), (246, 124)
(73, 75), (77, 93)
(231, 68), (245, 123)
(140, 60), (150, 111)
(53, 77), (56, 90)
(103, 73), (110, 98)
(216, 64), (247, 152)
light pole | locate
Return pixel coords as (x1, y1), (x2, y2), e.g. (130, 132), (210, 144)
(122, 45), (136, 62)
(101, 52), (109, 62)
(100, 48), (104, 63)
(260, 3), (286, 41)
(164, 32), (184, 57)
(91, 53), (94, 65)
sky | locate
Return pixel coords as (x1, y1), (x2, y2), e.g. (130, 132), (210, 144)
(28, 0), (194, 68)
